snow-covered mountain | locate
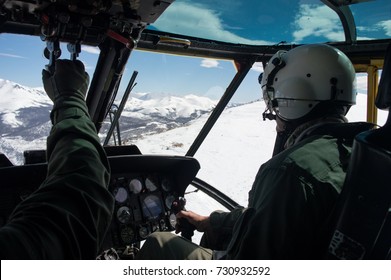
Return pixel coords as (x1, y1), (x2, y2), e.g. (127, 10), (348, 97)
(0, 79), (217, 164)
(0, 79), (52, 133)
(101, 92), (216, 143)
(0, 80), (52, 164)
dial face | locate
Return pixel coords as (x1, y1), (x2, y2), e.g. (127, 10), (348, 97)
(169, 212), (177, 228)
(159, 218), (167, 230)
(141, 194), (163, 219)
(117, 206), (132, 224)
(139, 226), (150, 239)
(120, 226), (135, 243)
(129, 178), (143, 194)
(113, 187), (128, 203)
(145, 177), (158, 192)
(165, 194), (175, 209)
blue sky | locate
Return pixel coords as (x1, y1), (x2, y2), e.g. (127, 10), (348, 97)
(0, 33), (263, 103)
(0, 0), (390, 103)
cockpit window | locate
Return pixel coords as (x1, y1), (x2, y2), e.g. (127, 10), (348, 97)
(103, 51), (238, 153)
(350, 1), (391, 40)
(148, 0), (391, 44)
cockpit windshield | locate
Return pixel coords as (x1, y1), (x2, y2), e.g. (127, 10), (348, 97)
(148, 0), (391, 44)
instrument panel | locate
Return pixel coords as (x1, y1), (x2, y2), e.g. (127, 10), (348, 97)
(0, 153), (200, 259)
(99, 155), (200, 257)
(109, 173), (177, 245)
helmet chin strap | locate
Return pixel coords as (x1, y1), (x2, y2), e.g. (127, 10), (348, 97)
(262, 107), (276, 121)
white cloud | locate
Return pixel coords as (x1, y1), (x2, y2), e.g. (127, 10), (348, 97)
(377, 20), (391, 36)
(356, 73), (367, 94)
(293, 4), (344, 43)
(251, 62), (264, 73)
(81, 45), (100, 55)
(201, 59), (219, 68)
(0, 53), (25, 59)
(356, 19), (391, 40)
(152, 2), (272, 45)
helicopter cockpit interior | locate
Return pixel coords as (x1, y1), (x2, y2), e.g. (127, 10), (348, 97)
(0, 0), (390, 260)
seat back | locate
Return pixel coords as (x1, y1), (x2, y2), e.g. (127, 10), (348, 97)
(327, 43), (391, 259)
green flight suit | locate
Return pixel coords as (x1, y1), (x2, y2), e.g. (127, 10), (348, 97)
(137, 121), (364, 260)
(222, 134), (351, 259)
(0, 101), (114, 259)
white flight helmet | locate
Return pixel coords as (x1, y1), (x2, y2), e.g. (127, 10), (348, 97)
(260, 44), (356, 121)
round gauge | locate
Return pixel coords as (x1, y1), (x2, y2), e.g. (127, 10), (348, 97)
(142, 194), (163, 219)
(165, 194), (175, 209)
(116, 206), (132, 224)
(113, 187), (128, 203)
(161, 178), (173, 191)
(145, 177), (158, 192)
(159, 218), (167, 230)
(129, 178), (143, 194)
(169, 212), (177, 228)
(120, 226), (135, 243)
(139, 226), (150, 239)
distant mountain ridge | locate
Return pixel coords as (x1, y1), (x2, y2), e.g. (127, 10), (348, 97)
(0, 79), (218, 164)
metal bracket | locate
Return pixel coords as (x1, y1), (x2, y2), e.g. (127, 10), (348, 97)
(44, 39), (61, 73)
(67, 42), (81, 60)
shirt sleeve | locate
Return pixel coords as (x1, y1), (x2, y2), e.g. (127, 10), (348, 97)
(202, 207), (246, 250)
(209, 208), (247, 235)
(0, 104), (114, 259)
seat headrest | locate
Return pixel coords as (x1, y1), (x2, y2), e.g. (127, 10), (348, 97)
(375, 43), (391, 110)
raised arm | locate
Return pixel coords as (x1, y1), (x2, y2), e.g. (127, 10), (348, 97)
(0, 60), (114, 259)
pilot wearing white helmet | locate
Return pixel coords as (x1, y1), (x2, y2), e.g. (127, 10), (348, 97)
(136, 44), (372, 260)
